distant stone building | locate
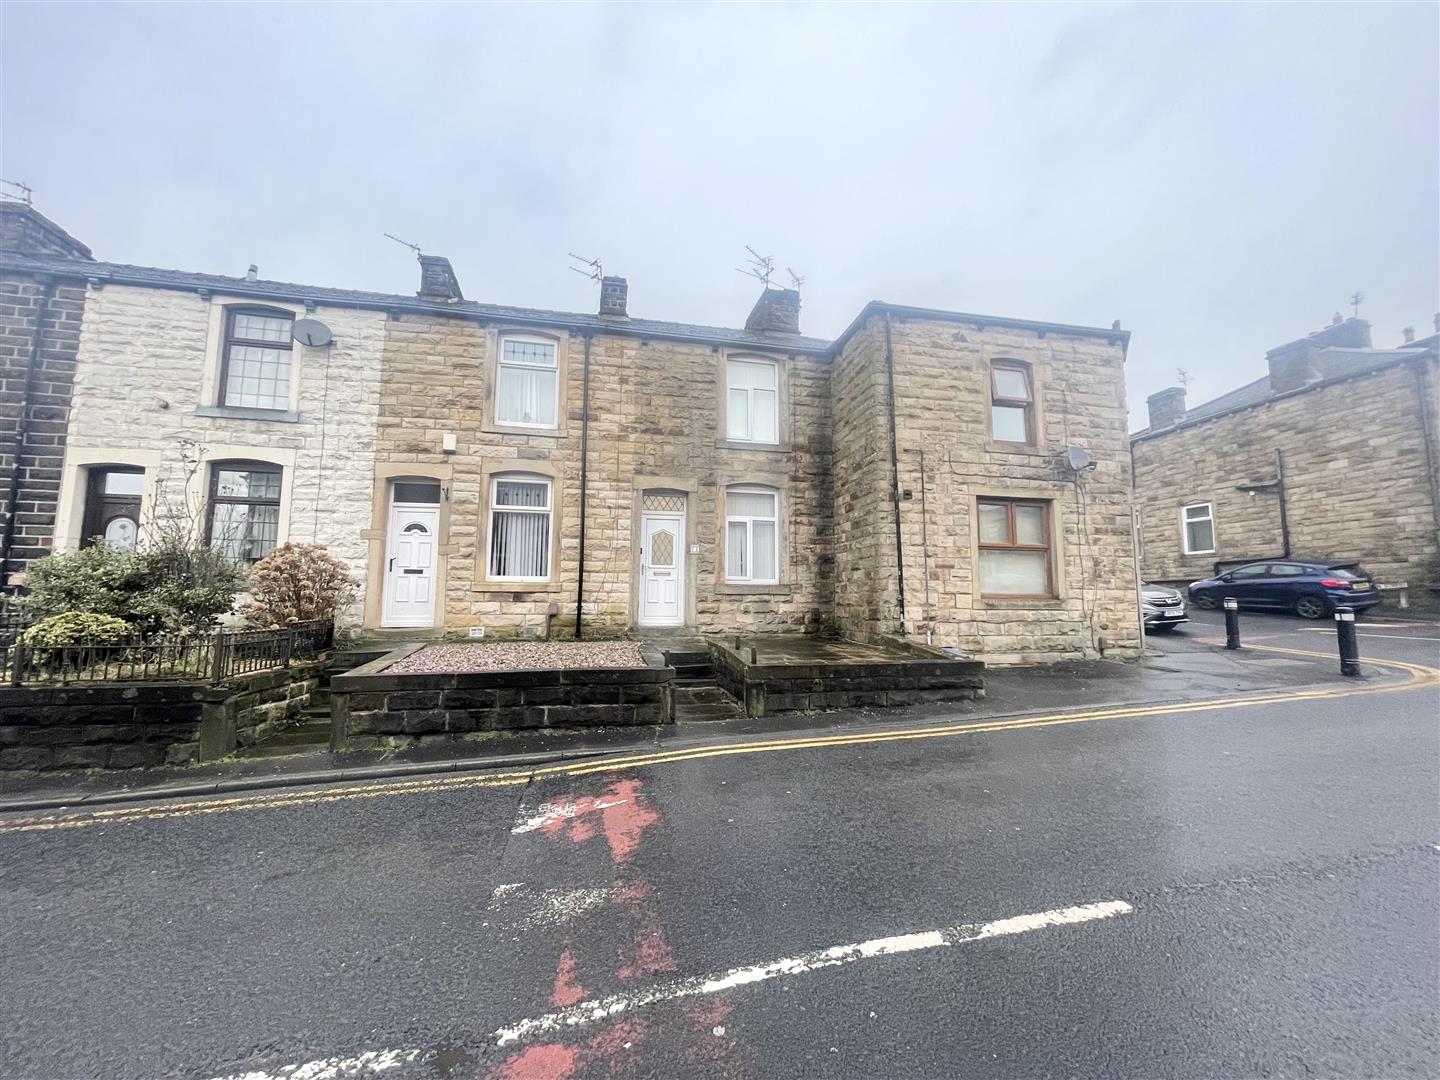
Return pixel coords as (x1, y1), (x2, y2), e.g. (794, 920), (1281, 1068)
(1131, 314), (1440, 610)
(1, 204), (1143, 660)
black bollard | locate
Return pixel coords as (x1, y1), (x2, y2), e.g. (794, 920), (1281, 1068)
(1223, 597), (1241, 649)
(1335, 605), (1361, 677)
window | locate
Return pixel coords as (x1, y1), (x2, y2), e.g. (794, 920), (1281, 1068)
(725, 486), (779, 583)
(726, 357), (779, 443)
(220, 308), (293, 411)
(1269, 563), (1306, 577)
(990, 361), (1034, 444)
(207, 462), (282, 564)
(1181, 503), (1215, 555)
(488, 475), (551, 580)
(496, 335), (558, 427)
(393, 481), (441, 505)
(1228, 564), (1269, 579)
(81, 467), (143, 551)
(978, 499), (1052, 597)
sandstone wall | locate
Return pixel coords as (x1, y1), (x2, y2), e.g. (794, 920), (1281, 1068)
(1132, 356), (1440, 604)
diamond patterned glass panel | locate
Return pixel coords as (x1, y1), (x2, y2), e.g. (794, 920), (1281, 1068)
(642, 491), (687, 512)
(651, 529), (674, 567)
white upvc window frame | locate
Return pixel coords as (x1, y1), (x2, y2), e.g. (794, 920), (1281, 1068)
(725, 356), (780, 444)
(724, 485), (780, 584)
(486, 473), (553, 582)
(495, 333), (560, 429)
(1181, 502), (1216, 555)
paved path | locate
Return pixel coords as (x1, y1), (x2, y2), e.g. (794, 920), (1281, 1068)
(1, 620), (1436, 1078)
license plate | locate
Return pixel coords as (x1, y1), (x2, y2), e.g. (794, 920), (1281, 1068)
(1350, 581), (1370, 590)
(1164, 610), (1184, 618)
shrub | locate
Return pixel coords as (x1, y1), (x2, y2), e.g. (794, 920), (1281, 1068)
(19, 612), (133, 649)
(139, 530), (246, 634)
(242, 543), (358, 627)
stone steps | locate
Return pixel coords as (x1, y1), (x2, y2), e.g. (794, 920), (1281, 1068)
(673, 682), (745, 723)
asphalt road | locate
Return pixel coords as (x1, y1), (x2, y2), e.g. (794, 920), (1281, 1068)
(1, 617), (1436, 1079)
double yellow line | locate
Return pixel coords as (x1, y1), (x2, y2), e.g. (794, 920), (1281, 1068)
(3, 646), (1435, 836)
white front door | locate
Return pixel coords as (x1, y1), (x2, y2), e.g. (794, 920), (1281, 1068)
(639, 513), (684, 626)
(382, 505), (439, 627)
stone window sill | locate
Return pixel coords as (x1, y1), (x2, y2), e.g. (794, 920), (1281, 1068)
(481, 421), (566, 439)
(714, 438), (789, 453)
(473, 582), (566, 596)
(196, 405), (300, 423)
(714, 583), (793, 596)
(979, 597), (1065, 609)
(984, 440), (1047, 456)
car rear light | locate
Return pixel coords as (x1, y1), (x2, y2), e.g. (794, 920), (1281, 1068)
(1320, 578), (1351, 588)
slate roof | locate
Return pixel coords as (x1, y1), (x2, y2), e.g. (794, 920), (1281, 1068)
(1132, 345), (1435, 439)
(0, 252), (836, 354)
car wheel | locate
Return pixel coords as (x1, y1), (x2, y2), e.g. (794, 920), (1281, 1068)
(1294, 594), (1329, 620)
(1192, 593), (1218, 610)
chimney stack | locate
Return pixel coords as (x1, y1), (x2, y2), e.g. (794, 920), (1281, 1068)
(745, 287), (801, 335)
(417, 255), (464, 302)
(1146, 386), (1187, 431)
(246, 264), (258, 282)
(1403, 326), (1416, 344)
(1267, 316), (1372, 393)
(0, 202), (93, 260)
(599, 276), (628, 318)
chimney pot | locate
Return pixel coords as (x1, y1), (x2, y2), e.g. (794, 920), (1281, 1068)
(417, 255), (464, 302)
(745, 287), (801, 335)
(1146, 386), (1187, 430)
(599, 276), (628, 318)
(246, 264), (258, 282)
(1331, 312), (1344, 326)
(1433, 312), (1439, 333)
(1403, 326), (1416, 344)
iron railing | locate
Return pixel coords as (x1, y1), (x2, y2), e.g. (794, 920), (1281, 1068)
(2, 618), (334, 687)
(0, 596), (31, 648)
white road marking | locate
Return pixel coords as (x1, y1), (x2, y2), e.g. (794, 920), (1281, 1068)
(1301, 630), (1440, 641)
(492, 885), (614, 930)
(203, 899), (1133, 1077)
(493, 898), (1132, 1045)
(510, 797), (629, 834)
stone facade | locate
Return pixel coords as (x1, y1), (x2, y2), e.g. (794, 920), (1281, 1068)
(1133, 348), (1440, 607)
(831, 310), (1142, 662)
(53, 282), (386, 626)
(0, 204), (92, 587)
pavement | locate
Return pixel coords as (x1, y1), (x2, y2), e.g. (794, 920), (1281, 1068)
(0, 610), (1437, 1078)
(1, 608), (1428, 809)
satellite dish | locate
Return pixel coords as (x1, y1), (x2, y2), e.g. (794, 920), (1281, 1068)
(1065, 446), (1093, 471)
(291, 318), (333, 348)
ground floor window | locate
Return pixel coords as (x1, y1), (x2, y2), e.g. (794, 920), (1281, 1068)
(978, 498), (1053, 597)
(725, 485), (779, 583)
(488, 475), (551, 580)
(1182, 502), (1215, 555)
(81, 467), (144, 551)
(207, 462), (282, 564)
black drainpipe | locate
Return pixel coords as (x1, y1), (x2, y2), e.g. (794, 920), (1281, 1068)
(883, 312), (907, 635)
(1, 277), (55, 588)
(1274, 448), (1291, 559)
(573, 333), (593, 639)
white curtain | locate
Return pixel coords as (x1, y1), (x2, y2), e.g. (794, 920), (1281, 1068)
(752, 520), (777, 580)
(726, 521), (747, 578)
(497, 366), (556, 426)
(491, 480), (550, 577)
(980, 550), (1048, 595)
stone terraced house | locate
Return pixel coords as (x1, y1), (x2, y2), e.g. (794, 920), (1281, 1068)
(1132, 314), (1440, 611)
(1, 203), (1143, 662)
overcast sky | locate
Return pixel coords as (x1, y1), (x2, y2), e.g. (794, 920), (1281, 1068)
(4, 2), (1436, 428)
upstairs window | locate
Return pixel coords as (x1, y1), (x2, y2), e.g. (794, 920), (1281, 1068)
(725, 486), (779, 583)
(220, 308), (293, 411)
(726, 357), (779, 443)
(1182, 503), (1215, 555)
(990, 361), (1034, 445)
(208, 462), (282, 564)
(978, 498), (1053, 597)
(488, 475), (552, 580)
(496, 335), (558, 427)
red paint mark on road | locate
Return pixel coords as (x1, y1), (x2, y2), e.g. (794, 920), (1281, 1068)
(600, 779), (658, 864)
(492, 1042), (578, 1080)
(686, 999), (731, 1027)
(611, 880), (651, 905)
(552, 948), (586, 1008)
(619, 925), (677, 979)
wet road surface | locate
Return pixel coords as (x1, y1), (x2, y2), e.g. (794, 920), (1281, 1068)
(1, 617), (1436, 1079)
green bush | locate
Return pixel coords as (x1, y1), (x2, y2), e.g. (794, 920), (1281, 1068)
(21, 538), (245, 636)
(19, 611), (133, 649)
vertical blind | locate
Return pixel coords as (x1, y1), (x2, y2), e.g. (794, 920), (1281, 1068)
(490, 479), (550, 578)
(725, 488), (778, 582)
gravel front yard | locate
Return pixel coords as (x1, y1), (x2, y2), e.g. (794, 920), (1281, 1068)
(386, 640), (646, 674)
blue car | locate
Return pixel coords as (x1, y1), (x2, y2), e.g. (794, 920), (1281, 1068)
(1188, 560), (1381, 620)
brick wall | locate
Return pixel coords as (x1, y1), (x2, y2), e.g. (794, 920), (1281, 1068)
(0, 274), (86, 586)
(61, 284), (387, 626)
(1132, 356), (1440, 604)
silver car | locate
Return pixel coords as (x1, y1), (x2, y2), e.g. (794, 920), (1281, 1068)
(1141, 582), (1189, 632)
